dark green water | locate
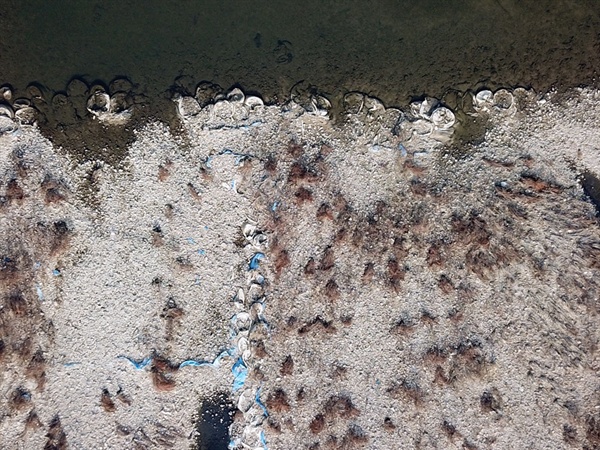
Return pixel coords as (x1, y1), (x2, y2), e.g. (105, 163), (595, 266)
(2, 0), (600, 105)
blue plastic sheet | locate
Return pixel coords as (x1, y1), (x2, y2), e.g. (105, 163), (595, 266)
(232, 357), (248, 392)
(259, 430), (268, 449)
(179, 348), (234, 369)
(255, 387), (269, 417)
(399, 143), (408, 157)
(248, 253), (265, 270)
(36, 285), (44, 301)
(119, 356), (152, 370)
(218, 148), (252, 158)
(121, 349), (235, 371)
(180, 360), (205, 368)
(212, 120), (264, 133)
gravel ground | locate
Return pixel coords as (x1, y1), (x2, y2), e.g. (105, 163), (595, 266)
(0, 87), (599, 449)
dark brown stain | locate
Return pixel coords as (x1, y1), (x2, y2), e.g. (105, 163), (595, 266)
(520, 171), (562, 194)
(161, 297), (184, 341)
(7, 291), (28, 316)
(420, 309), (437, 325)
(287, 141), (305, 158)
(272, 241), (290, 276)
(6, 179), (25, 205)
(280, 355), (294, 376)
(361, 263), (375, 283)
(383, 417), (396, 432)
(295, 187), (313, 202)
(298, 316), (337, 335)
(438, 274), (454, 294)
(25, 410), (42, 431)
(386, 258), (405, 291)
(426, 337), (492, 385)
(252, 340), (268, 359)
(304, 257), (316, 275)
(9, 386), (31, 410)
(482, 157), (515, 168)
(41, 176), (68, 204)
(317, 203), (333, 220)
(390, 314), (415, 335)
(480, 388), (503, 414)
(288, 161), (319, 184)
(45, 188), (65, 204)
(409, 177), (428, 196)
(585, 413), (600, 448)
(101, 388), (116, 412)
(150, 355), (178, 391)
(323, 395), (359, 419)
(331, 362), (348, 380)
(338, 424), (368, 448)
(426, 242), (445, 268)
(26, 349), (46, 391)
(324, 279), (340, 301)
(319, 246), (335, 271)
(310, 414), (325, 434)
(451, 213), (491, 246)
(403, 158), (427, 175)
(264, 154), (277, 173)
(158, 160), (173, 181)
(266, 388), (291, 413)
(386, 379), (424, 405)
(44, 415), (68, 450)
(187, 182), (201, 201)
(339, 313), (353, 326)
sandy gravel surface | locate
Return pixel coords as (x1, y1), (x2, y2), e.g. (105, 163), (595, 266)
(0, 87), (599, 449)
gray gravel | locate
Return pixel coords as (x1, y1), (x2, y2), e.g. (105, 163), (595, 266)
(0, 87), (599, 449)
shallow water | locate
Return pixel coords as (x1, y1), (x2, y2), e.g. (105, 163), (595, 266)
(2, 0), (600, 105)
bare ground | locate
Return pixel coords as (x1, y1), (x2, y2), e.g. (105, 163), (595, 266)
(0, 87), (599, 449)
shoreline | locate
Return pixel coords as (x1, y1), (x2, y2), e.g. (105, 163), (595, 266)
(0, 77), (594, 165)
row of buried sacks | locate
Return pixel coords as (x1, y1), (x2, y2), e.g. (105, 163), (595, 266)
(0, 77), (269, 128)
(0, 78), (142, 129)
(0, 77), (519, 137)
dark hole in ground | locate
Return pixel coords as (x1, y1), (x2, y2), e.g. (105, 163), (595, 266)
(195, 392), (235, 450)
(580, 170), (600, 217)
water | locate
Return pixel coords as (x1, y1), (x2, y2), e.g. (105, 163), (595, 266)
(1, 0), (600, 106)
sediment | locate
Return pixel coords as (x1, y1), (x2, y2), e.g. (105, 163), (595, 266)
(0, 84), (599, 449)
